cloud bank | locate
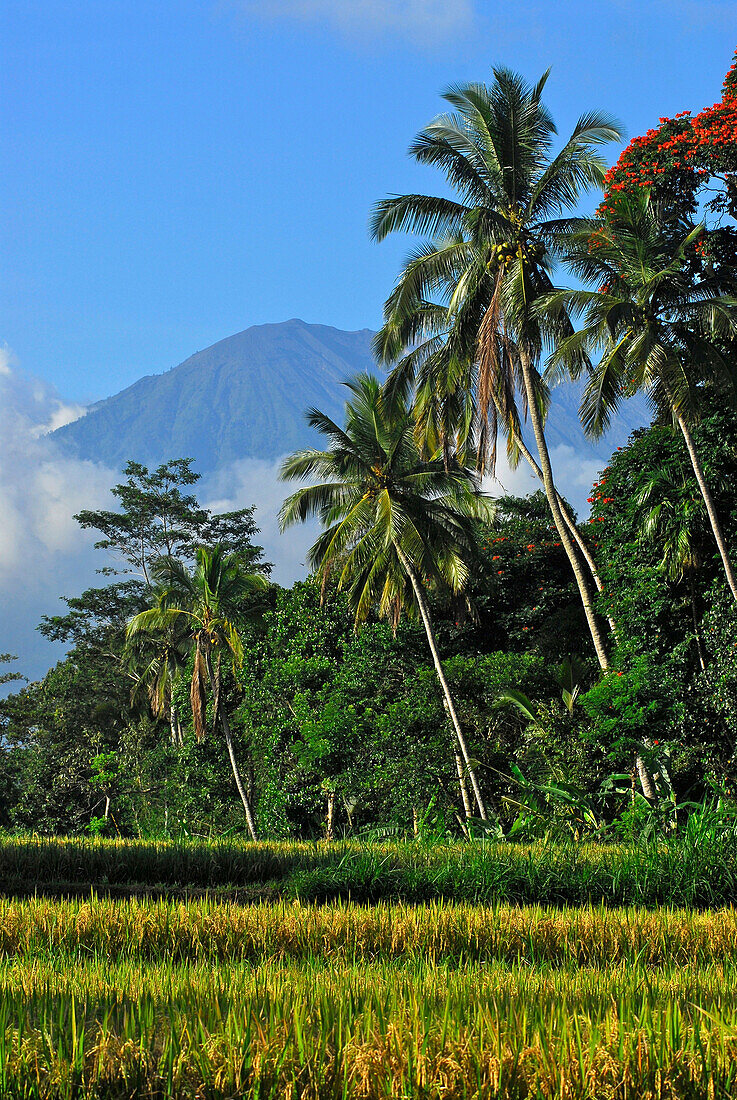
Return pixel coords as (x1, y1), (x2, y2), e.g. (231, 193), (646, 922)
(233, 0), (476, 46)
(0, 356), (116, 683)
(0, 354), (319, 684)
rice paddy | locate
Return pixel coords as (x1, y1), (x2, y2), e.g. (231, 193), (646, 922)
(3, 839), (737, 1095)
(4, 829), (737, 907)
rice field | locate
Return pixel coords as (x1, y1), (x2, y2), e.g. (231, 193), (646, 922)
(3, 829), (737, 907)
(3, 838), (737, 1096)
(1, 895), (737, 1096)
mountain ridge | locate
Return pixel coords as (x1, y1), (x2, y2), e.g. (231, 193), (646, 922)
(53, 318), (650, 478)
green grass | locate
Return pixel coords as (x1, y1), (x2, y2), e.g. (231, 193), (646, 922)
(3, 832), (737, 908)
(1, 897), (737, 1096)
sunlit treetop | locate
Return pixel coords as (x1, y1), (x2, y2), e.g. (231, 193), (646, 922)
(599, 48), (737, 269)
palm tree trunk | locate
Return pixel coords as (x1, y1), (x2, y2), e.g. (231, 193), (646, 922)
(490, 396), (616, 620)
(518, 349), (611, 669)
(635, 753), (657, 804)
(504, 420), (618, 637)
(204, 651), (258, 841)
(450, 726), (474, 821)
(396, 546), (488, 820)
(504, 420), (601, 577)
(677, 414), (737, 602)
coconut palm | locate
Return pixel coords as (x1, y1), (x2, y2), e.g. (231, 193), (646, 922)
(371, 67), (622, 669)
(127, 545), (268, 840)
(376, 302), (617, 632)
(548, 191), (737, 601)
(279, 374), (492, 821)
(127, 612), (190, 745)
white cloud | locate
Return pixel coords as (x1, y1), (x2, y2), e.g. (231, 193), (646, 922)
(202, 457), (318, 585)
(37, 401), (87, 435)
(0, 346), (13, 376)
(0, 357), (117, 682)
(233, 0), (475, 46)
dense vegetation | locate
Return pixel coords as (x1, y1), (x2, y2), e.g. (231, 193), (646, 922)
(3, 407), (737, 842)
(2, 52), (737, 851)
(3, 41), (737, 1100)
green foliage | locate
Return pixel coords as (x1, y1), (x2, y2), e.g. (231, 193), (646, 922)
(586, 407), (737, 788)
(465, 492), (590, 660)
(579, 659), (672, 765)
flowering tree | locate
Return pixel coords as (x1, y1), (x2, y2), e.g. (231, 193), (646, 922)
(601, 49), (737, 267)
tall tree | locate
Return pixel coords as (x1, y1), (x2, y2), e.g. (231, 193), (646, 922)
(371, 67), (622, 669)
(75, 458), (270, 585)
(279, 374), (492, 821)
(127, 545), (268, 839)
(42, 459), (270, 735)
(548, 192), (737, 600)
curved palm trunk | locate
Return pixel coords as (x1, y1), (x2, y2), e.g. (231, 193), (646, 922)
(497, 410), (618, 636)
(396, 546), (488, 820)
(447, 706), (473, 822)
(518, 349), (611, 670)
(677, 414), (737, 602)
(205, 650), (258, 841)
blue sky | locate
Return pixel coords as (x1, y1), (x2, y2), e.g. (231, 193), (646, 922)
(2, 0), (736, 402)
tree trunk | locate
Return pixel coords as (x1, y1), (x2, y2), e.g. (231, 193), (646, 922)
(635, 753), (657, 804)
(451, 733), (474, 821)
(325, 789), (336, 841)
(204, 651), (258, 841)
(677, 414), (737, 602)
(442, 697), (473, 820)
(517, 348), (611, 669)
(396, 546), (488, 820)
(490, 392), (618, 636)
(170, 704), (183, 747)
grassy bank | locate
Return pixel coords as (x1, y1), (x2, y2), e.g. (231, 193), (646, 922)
(1, 897), (737, 1096)
(3, 832), (737, 907)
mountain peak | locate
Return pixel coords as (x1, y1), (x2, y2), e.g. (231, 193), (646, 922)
(53, 321), (379, 473)
(52, 318), (649, 484)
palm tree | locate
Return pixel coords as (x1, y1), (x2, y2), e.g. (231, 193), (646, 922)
(548, 191), (737, 601)
(127, 545), (268, 840)
(376, 303), (617, 633)
(279, 374), (492, 821)
(638, 461), (710, 672)
(127, 611), (190, 744)
(371, 67), (622, 669)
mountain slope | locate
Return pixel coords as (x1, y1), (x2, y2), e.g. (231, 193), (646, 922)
(53, 318), (650, 477)
(53, 320), (377, 471)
